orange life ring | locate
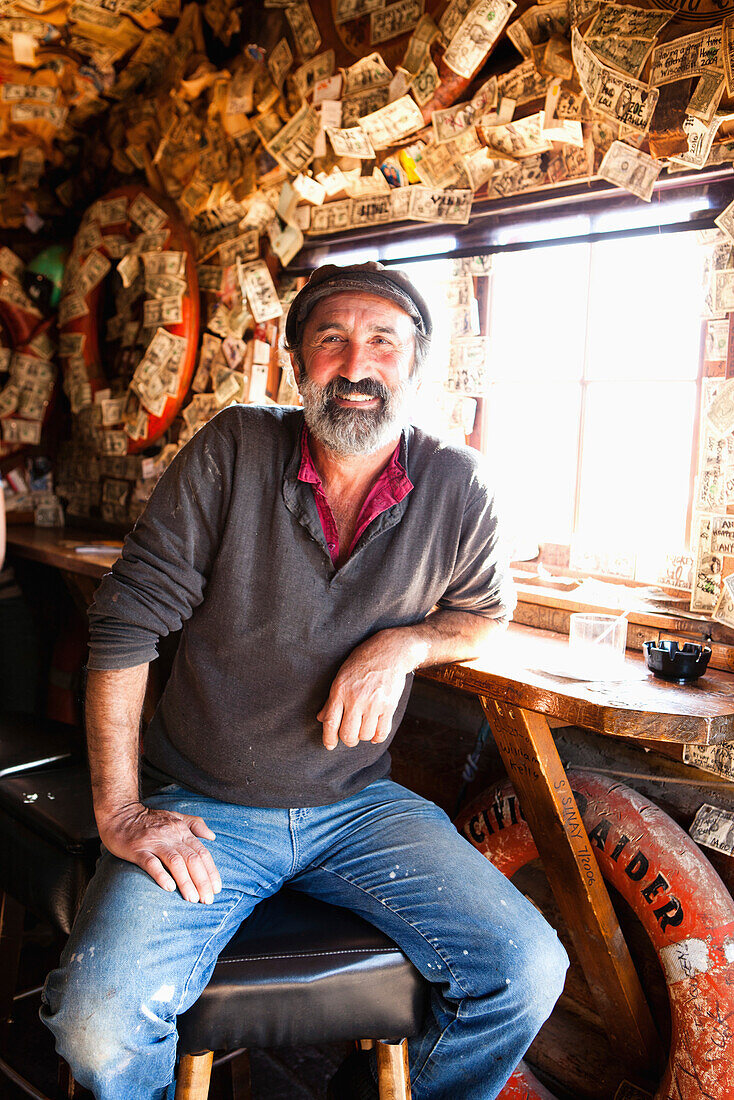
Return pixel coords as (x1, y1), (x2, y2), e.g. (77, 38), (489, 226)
(455, 770), (734, 1100)
(59, 184), (199, 455)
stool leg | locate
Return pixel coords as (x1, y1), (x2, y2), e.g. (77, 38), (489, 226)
(58, 1059), (87, 1098)
(174, 1052), (214, 1100)
(376, 1038), (411, 1100)
(0, 893), (24, 1026)
(229, 1050), (252, 1100)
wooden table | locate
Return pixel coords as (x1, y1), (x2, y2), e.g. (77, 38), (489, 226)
(6, 526), (120, 612)
(422, 625), (734, 1078)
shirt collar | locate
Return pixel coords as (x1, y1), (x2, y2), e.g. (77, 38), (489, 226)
(297, 424), (412, 496)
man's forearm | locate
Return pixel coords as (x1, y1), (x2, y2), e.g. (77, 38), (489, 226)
(86, 665), (149, 826)
(388, 608), (506, 674)
(318, 610), (506, 749)
(85, 664), (221, 903)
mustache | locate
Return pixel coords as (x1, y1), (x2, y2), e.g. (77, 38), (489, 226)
(323, 377), (390, 402)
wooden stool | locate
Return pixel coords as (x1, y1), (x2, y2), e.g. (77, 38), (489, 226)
(175, 890), (428, 1100)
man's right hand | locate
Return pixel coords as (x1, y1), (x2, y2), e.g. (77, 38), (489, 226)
(98, 802), (222, 904)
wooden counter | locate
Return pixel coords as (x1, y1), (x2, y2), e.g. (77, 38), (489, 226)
(5, 526), (121, 581)
(422, 622), (734, 745)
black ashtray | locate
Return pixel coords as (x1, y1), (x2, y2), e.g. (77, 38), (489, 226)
(642, 640), (711, 683)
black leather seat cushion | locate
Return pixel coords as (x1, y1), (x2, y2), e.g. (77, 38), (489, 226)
(0, 765), (100, 933)
(0, 713), (82, 777)
(177, 890), (428, 1053)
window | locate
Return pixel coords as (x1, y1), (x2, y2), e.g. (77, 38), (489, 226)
(484, 230), (704, 561)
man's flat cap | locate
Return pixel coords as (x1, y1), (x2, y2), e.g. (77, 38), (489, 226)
(285, 261), (432, 347)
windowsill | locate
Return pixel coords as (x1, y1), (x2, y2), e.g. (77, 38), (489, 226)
(511, 566), (734, 655)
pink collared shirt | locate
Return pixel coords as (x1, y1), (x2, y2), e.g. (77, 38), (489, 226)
(298, 429), (414, 565)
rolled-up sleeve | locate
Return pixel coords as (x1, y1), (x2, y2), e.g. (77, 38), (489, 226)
(87, 417), (234, 670)
(437, 481), (516, 624)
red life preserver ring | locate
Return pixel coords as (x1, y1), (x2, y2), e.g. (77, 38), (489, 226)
(455, 770), (734, 1100)
(59, 184), (199, 455)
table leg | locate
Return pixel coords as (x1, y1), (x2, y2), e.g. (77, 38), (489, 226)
(60, 570), (99, 618)
(480, 696), (662, 1076)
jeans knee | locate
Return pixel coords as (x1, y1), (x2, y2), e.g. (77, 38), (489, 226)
(511, 926), (569, 1025)
(42, 990), (129, 1081)
(41, 966), (174, 1089)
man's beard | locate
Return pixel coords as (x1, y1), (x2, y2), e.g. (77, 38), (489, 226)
(298, 373), (415, 456)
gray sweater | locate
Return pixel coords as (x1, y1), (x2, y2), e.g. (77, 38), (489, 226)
(88, 406), (514, 807)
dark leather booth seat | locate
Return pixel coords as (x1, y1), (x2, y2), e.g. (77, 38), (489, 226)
(0, 713), (82, 779)
(0, 766), (99, 935)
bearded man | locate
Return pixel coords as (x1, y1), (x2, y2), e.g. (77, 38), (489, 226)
(41, 262), (568, 1100)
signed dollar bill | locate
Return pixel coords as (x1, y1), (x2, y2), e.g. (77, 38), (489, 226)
(327, 126), (376, 158)
(408, 186), (472, 223)
(370, 0), (423, 45)
(443, 0), (515, 79)
(669, 112), (733, 170)
(439, 0), (473, 42)
(707, 375), (734, 434)
(585, 3), (671, 42)
(650, 27), (721, 87)
(410, 54), (440, 105)
(293, 50), (335, 99)
(285, 0), (321, 58)
(237, 260), (282, 323)
(358, 93), (424, 148)
(687, 70), (726, 124)
(583, 35), (656, 80)
(715, 198), (734, 244)
(142, 251), (187, 278)
(507, 0), (569, 59)
(341, 87), (390, 127)
(78, 250), (111, 296)
(480, 111), (551, 158)
(598, 141), (662, 201)
(496, 60), (551, 105)
(412, 141), (468, 187)
(723, 14), (734, 98)
(129, 193), (168, 234)
(334, 0), (384, 23)
(432, 75), (497, 142)
(267, 103), (320, 174)
(143, 297), (183, 327)
(342, 52), (392, 96)
(268, 38), (292, 88)
(1, 82), (58, 104)
(572, 28), (658, 132)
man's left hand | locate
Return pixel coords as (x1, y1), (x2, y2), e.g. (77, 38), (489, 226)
(317, 630), (412, 750)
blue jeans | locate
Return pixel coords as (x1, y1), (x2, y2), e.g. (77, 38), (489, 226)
(40, 778), (568, 1100)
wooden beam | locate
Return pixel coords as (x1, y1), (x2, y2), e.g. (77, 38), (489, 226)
(481, 697), (662, 1079)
